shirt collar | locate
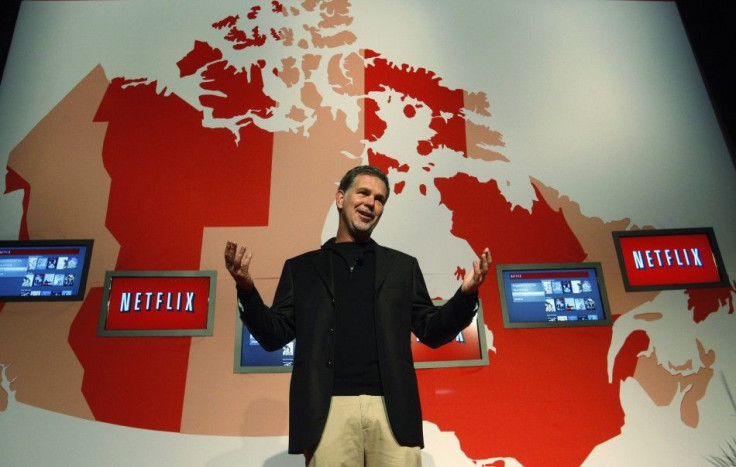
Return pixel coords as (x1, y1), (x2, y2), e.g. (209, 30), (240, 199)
(321, 237), (377, 252)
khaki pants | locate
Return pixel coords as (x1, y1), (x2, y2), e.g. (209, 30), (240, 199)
(306, 395), (421, 467)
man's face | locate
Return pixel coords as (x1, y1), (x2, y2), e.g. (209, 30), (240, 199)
(335, 174), (388, 242)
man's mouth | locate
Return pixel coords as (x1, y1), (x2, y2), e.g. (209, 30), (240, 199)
(356, 210), (374, 222)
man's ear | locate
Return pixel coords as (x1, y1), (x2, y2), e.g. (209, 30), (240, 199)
(335, 189), (345, 209)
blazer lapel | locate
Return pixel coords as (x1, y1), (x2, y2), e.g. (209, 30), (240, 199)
(374, 244), (396, 296)
(309, 248), (335, 300)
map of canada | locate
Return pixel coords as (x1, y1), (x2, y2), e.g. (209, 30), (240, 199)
(1, 1), (735, 465)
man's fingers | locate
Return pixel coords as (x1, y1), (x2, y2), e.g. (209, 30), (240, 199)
(478, 248), (491, 275)
(241, 250), (252, 270)
(472, 248), (492, 284)
(224, 243), (237, 271)
(224, 242), (256, 291)
(224, 241), (236, 260)
(224, 242), (251, 274)
(481, 248), (491, 268)
(475, 262), (485, 284)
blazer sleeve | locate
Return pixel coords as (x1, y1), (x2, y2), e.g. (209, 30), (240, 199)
(409, 257), (479, 349)
(237, 260), (296, 352)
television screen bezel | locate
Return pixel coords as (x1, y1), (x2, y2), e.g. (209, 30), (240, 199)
(0, 238), (94, 302)
(234, 299), (489, 374)
(496, 262), (614, 329)
(611, 227), (730, 291)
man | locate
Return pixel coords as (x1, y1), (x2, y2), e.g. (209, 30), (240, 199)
(225, 165), (491, 466)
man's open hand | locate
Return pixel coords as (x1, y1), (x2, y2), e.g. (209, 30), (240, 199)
(460, 247), (492, 295)
(224, 241), (255, 291)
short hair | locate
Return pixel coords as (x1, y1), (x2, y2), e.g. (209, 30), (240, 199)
(338, 165), (390, 201)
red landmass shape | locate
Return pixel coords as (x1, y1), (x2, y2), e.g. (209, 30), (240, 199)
(420, 173), (624, 465)
(365, 50), (466, 156)
(687, 284), (736, 323)
(68, 72), (273, 431)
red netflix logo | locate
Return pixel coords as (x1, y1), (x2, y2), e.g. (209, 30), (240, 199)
(613, 228), (729, 291)
(99, 271), (215, 336)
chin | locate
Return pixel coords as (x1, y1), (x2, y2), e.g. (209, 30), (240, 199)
(351, 225), (375, 239)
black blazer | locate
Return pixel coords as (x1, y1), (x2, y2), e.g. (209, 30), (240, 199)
(239, 239), (478, 454)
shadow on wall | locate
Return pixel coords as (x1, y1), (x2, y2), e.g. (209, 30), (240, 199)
(205, 397), (295, 466)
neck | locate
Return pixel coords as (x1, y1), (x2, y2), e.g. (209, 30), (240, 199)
(335, 229), (371, 244)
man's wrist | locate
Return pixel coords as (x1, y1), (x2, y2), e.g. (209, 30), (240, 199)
(236, 284), (256, 302)
(234, 276), (255, 291)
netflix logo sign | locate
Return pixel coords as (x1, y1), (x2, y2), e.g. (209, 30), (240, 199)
(612, 228), (730, 291)
(98, 271), (216, 337)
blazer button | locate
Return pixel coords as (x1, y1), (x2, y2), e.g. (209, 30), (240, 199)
(328, 327), (335, 335)
(326, 361), (333, 368)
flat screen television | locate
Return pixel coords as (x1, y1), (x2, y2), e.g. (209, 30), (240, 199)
(98, 270), (216, 337)
(234, 299), (489, 373)
(235, 321), (294, 374)
(412, 299), (489, 369)
(496, 262), (613, 329)
(612, 227), (730, 291)
(0, 239), (94, 302)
